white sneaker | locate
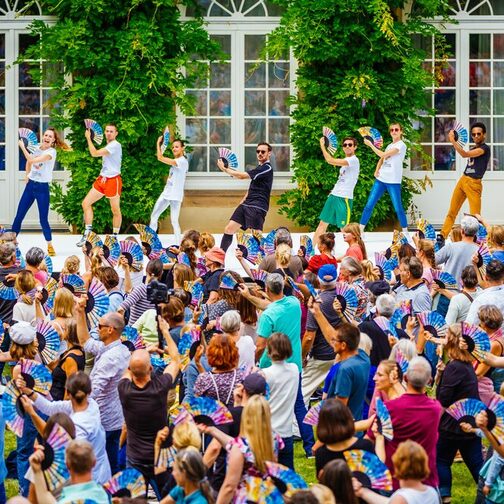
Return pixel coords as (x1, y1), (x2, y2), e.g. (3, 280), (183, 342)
(76, 234), (88, 247)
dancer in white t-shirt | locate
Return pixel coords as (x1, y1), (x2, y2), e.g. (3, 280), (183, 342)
(359, 122), (408, 235)
(77, 124), (123, 247)
(314, 135), (360, 245)
(149, 137), (188, 244)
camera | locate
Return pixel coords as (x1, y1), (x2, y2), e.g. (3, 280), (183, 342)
(146, 280), (174, 304)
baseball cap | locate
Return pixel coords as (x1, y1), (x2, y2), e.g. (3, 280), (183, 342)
(318, 264), (338, 283)
(365, 280), (390, 296)
(204, 247), (226, 266)
(243, 373), (267, 396)
(10, 321), (36, 345)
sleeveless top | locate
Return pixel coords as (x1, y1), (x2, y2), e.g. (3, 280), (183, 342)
(393, 486), (440, 504)
(50, 347), (85, 400)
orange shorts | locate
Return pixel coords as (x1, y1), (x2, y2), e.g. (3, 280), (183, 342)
(93, 175), (122, 198)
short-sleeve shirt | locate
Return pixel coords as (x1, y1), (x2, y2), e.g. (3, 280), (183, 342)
(377, 140), (407, 184)
(464, 143), (490, 179)
(315, 438), (374, 476)
(203, 268), (224, 301)
(331, 155), (360, 199)
(118, 373), (173, 464)
(162, 157), (189, 201)
(242, 162), (273, 212)
(100, 140), (122, 177)
(29, 147), (56, 183)
(169, 486), (209, 504)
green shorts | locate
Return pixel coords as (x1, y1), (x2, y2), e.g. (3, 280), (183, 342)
(319, 194), (353, 229)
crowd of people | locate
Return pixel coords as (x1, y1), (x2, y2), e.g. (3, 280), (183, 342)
(0, 211), (503, 504)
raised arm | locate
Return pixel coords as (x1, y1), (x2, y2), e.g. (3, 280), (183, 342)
(156, 136), (178, 166)
(448, 130), (485, 159)
(319, 137), (349, 167)
(75, 295), (92, 346)
(216, 158), (250, 180)
(363, 138), (399, 159)
(85, 129), (110, 158)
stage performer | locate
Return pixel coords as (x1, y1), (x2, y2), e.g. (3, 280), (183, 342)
(359, 122), (408, 235)
(76, 124), (122, 247)
(439, 122), (490, 242)
(218, 142), (274, 253)
(149, 137), (188, 244)
(13, 128), (69, 257)
(314, 135), (360, 245)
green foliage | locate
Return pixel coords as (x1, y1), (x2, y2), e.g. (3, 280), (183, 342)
(22, 0), (219, 232)
(268, 0), (451, 230)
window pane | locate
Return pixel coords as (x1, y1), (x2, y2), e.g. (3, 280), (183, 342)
(19, 90), (40, 114)
(494, 117), (504, 143)
(271, 146), (290, 172)
(0, 119), (4, 142)
(443, 33), (456, 54)
(0, 34), (4, 59)
(269, 118), (289, 143)
(245, 35), (266, 60)
(209, 1), (232, 16)
(19, 117), (40, 135)
(470, 62), (491, 87)
(269, 90), (289, 116)
(245, 118), (265, 144)
(19, 62), (37, 87)
(412, 34), (432, 53)
(434, 145), (456, 171)
(0, 62), (5, 87)
(245, 146), (259, 170)
(209, 90), (231, 116)
(470, 34), (491, 59)
(493, 146), (504, 170)
(268, 62), (290, 88)
(245, 63), (265, 88)
(495, 34), (504, 60)
(469, 90), (491, 115)
(211, 35), (231, 60)
(435, 117), (455, 142)
(186, 90), (207, 116)
(434, 90), (455, 115)
(494, 90), (504, 117)
(416, 117), (432, 143)
(494, 62), (504, 87)
(0, 145), (4, 171)
(210, 63), (230, 88)
(42, 89), (58, 113)
(186, 118), (207, 143)
(470, 117), (492, 142)
(242, 0), (266, 15)
(439, 62), (456, 87)
(0, 90), (4, 114)
(209, 118), (231, 144)
(42, 62), (63, 87)
(210, 146), (227, 172)
(245, 90), (265, 116)
(19, 34), (39, 54)
(188, 147), (208, 172)
(410, 145), (432, 171)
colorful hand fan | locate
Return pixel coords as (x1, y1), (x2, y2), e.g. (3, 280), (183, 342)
(245, 476), (283, 504)
(119, 240), (144, 272)
(446, 398), (486, 427)
(41, 277), (58, 311)
(84, 118), (103, 145)
(287, 277), (304, 301)
(387, 254), (399, 270)
(375, 398), (393, 441)
(156, 443), (177, 471)
(0, 279), (19, 301)
(15, 247), (26, 268)
(476, 242), (492, 273)
(42, 255), (53, 276)
(374, 252), (393, 282)
(358, 127), (383, 149)
(177, 252), (191, 267)
(150, 353), (172, 372)
(343, 450), (393, 492)
(486, 395), (504, 445)
(431, 269), (457, 290)
(181, 396), (233, 426)
(18, 127), (39, 153)
(395, 348), (409, 375)
(85, 278), (110, 328)
(390, 300), (413, 330)
(219, 272), (239, 290)
(237, 233), (264, 265)
(261, 229), (277, 256)
(178, 327), (201, 357)
(251, 269), (269, 289)
(184, 281), (204, 307)
(460, 321), (491, 362)
(334, 282), (359, 321)
(300, 235), (314, 260)
(322, 126), (338, 155)
(265, 461), (308, 496)
(83, 231), (104, 256)
(452, 121), (469, 147)
(2, 381), (25, 436)
(161, 127), (170, 155)
(42, 423), (72, 491)
(476, 223), (488, 244)
(59, 274), (86, 296)
(303, 401), (322, 426)
(20, 359), (52, 395)
(104, 468), (146, 498)
(198, 303), (208, 326)
(373, 316), (397, 338)
(36, 320), (60, 365)
(219, 147), (239, 169)
(103, 235), (120, 266)
(416, 218), (436, 242)
(170, 405), (193, 426)
(416, 311), (447, 339)
(196, 257), (208, 277)
(121, 326), (145, 352)
(134, 224), (164, 259)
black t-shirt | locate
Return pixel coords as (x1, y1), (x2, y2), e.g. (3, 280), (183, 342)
(0, 265), (21, 324)
(315, 438), (375, 476)
(464, 143), (490, 179)
(359, 320), (391, 367)
(118, 373), (173, 464)
(243, 162), (273, 212)
(203, 268), (224, 302)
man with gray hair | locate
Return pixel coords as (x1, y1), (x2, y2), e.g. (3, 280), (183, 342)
(369, 356), (442, 490)
(435, 215), (479, 284)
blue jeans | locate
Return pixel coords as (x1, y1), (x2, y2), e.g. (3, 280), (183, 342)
(278, 436), (294, 470)
(0, 482), (5, 504)
(11, 180), (52, 241)
(294, 374), (314, 456)
(360, 180), (408, 228)
(17, 415), (38, 496)
(105, 429), (122, 476)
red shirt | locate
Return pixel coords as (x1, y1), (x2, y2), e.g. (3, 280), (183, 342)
(307, 254), (338, 274)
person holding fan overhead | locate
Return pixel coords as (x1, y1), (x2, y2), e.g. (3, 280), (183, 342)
(359, 122), (409, 236)
(13, 128), (70, 257)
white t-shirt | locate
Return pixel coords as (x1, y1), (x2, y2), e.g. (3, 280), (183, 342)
(331, 155), (360, 199)
(377, 140), (407, 184)
(161, 157), (189, 202)
(236, 335), (256, 369)
(29, 147), (56, 183)
(262, 361), (299, 437)
(100, 140), (122, 178)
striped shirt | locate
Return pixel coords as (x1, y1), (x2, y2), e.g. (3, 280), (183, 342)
(119, 283), (156, 324)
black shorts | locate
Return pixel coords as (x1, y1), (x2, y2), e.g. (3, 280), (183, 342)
(229, 204), (267, 231)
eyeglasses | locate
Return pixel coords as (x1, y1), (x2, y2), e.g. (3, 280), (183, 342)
(342, 143), (354, 147)
(256, 149), (267, 154)
(390, 128), (401, 132)
(471, 132), (483, 137)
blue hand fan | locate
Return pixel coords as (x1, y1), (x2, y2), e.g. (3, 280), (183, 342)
(84, 118), (103, 145)
(334, 282), (359, 321)
(219, 147), (239, 169)
(303, 279), (318, 298)
(41, 277), (58, 312)
(477, 223), (488, 244)
(42, 423), (72, 492)
(161, 127), (170, 155)
(375, 398), (393, 441)
(20, 359), (52, 395)
(2, 381), (25, 436)
(177, 252), (191, 267)
(251, 269), (269, 289)
(446, 398), (486, 427)
(83, 231), (104, 256)
(156, 443), (177, 471)
(42, 255), (53, 276)
(431, 269), (457, 290)
(36, 320), (60, 365)
(134, 224), (164, 259)
(0, 279), (19, 301)
(150, 353), (172, 372)
(245, 476), (283, 504)
(121, 326), (145, 352)
(374, 252), (393, 282)
(452, 121), (469, 147)
(85, 278), (110, 328)
(461, 321), (491, 362)
(300, 235), (314, 260)
(237, 233), (264, 265)
(0, 317), (4, 346)
(59, 274), (86, 296)
(104, 235), (120, 266)
(178, 327), (201, 357)
(477, 242), (492, 272)
(387, 254), (399, 270)
(119, 240), (144, 272)
(303, 401), (322, 426)
(390, 300), (413, 330)
(198, 303), (208, 325)
(219, 272), (239, 290)
(395, 348), (409, 375)
(373, 316), (397, 338)
(185, 281), (204, 306)
(182, 396), (233, 426)
(196, 257), (208, 277)
(344, 450), (393, 492)
(15, 247), (26, 268)
(323, 126), (338, 155)
(358, 127), (383, 149)
(265, 461), (308, 496)
(104, 468), (146, 498)
(261, 229), (277, 256)
(416, 218), (436, 241)
(416, 311), (448, 339)
(18, 127), (39, 153)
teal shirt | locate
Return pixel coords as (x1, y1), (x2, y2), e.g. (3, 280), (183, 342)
(169, 486), (209, 504)
(58, 481), (110, 503)
(258, 295), (302, 372)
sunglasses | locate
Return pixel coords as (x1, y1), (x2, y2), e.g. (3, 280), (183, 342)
(256, 149), (267, 154)
(390, 128), (401, 132)
(342, 143), (354, 147)
(471, 132), (483, 136)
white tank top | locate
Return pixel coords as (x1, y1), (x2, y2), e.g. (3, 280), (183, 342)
(393, 486), (440, 504)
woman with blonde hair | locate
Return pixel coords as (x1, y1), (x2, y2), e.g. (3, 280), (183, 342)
(198, 232), (215, 255)
(360, 259), (380, 282)
(173, 263), (195, 289)
(61, 255), (80, 275)
(339, 222), (367, 261)
(82, 245), (108, 285)
(13, 270), (37, 325)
